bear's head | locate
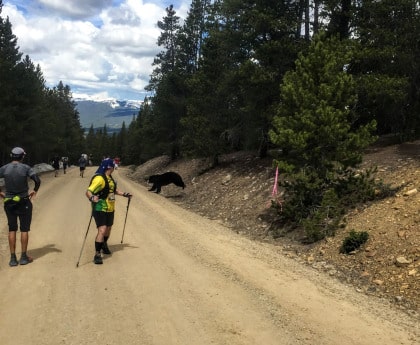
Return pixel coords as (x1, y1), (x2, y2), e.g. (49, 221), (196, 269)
(148, 175), (158, 183)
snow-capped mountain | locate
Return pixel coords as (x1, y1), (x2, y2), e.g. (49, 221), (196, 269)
(76, 99), (142, 130)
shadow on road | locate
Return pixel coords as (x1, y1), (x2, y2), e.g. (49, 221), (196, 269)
(76, 243), (138, 266)
(28, 244), (62, 260)
(107, 242), (138, 255)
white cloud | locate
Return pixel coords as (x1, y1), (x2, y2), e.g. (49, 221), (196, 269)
(35, 0), (113, 19)
(3, 0), (190, 101)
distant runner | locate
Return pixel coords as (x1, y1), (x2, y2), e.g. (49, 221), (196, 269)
(62, 157), (68, 174)
(52, 155), (60, 177)
(78, 154), (87, 178)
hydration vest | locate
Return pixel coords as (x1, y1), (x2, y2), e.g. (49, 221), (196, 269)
(89, 173), (117, 199)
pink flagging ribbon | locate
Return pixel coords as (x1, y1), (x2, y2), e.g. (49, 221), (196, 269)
(271, 166), (279, 196)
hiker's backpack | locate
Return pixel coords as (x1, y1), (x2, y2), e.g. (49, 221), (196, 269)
(89, 173), (117, 199)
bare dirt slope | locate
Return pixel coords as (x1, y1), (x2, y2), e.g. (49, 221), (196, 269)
(1, 162), (417, 345)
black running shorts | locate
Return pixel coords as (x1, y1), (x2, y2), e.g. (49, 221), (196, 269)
(92, 210), (114, 227)
(4, 199), (33, 232)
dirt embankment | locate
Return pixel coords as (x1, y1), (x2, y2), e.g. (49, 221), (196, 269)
(130, 143), (420, 316)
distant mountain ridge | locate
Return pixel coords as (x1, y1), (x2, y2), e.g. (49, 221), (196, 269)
(76, 99), (142, 130)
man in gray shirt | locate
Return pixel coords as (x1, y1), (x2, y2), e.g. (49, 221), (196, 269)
(0, 147), (41, 266)
(78, 154), (87, 178)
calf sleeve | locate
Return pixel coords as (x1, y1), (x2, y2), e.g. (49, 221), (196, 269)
(95, 241), (103, 252)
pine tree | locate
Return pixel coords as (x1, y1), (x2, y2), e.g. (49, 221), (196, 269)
(181, 1), (246, 164)
(0, 3), (23, 162)
(144, 5), (184, 160)
(269, 33), (377, 239)
(177, 0), (212, 74)
(271, 33), (377, 175)
(43, 81), (84, 162)
(352, 0), (420, 139)
(146, 5), (181, 92)
(127, 98), (158, 163)
(228, 0), (307, 157)
(323, 0), (354, 39)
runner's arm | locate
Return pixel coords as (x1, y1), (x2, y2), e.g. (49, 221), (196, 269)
(116, 189), (132, 198)
(30, 174), (41, 192)
(86, 175), (105, 202)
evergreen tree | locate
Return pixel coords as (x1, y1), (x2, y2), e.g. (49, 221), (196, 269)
(146, 5), (181, 91)
(181, 0), (307, 159)
(352, 0), (420, 139)
(180, 0), (248, 163)
(0, 2), (84, 164)
(85, 125), (96, 160)
(177, 0), (212, 74)
(269, 33), (377, 240)
(0, 3), (23, 162)
(323, 0), (354, 39)
(230, 0), (307, 156)
(125, 111), (142, 164)
(145, 5), (184, 160)
(14, 56), (48, 164)
(116, 121), (128, 161)
(44, 81), (84, 162)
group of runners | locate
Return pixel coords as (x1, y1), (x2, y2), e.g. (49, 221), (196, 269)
(51, 154), (90, 177)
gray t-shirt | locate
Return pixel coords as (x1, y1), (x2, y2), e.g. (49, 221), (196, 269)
(0, 162), (35, 198)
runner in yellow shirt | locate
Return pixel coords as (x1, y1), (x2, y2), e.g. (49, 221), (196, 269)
(86, 158), (132, 265)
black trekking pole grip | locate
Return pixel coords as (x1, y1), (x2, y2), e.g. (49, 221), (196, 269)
(76, 214), (93, 267)
(121, 197), (131, 244)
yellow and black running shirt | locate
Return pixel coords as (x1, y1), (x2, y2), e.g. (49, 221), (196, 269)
(88, 175), (116, 212)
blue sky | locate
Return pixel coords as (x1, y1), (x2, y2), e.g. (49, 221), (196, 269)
(3, 0), (190, 101)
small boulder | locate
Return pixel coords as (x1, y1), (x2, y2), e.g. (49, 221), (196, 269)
(395, 256), (411, 267)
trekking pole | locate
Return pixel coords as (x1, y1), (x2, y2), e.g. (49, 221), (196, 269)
(76, 213), (93, 267)
(121, 197), (131, 244)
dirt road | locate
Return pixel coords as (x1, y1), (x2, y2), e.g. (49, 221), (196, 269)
(0, 166), (418, 345)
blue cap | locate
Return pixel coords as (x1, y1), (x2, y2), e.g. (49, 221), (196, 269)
(95, 158), (115, 174)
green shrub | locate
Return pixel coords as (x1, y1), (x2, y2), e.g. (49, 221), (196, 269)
(334, 168), (377, 206)
(340, 230), (369, 254)
(272, 166), (390, 244)
(302, 188), (343, 243)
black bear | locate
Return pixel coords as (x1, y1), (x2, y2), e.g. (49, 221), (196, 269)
(148, 172), (185, 194)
